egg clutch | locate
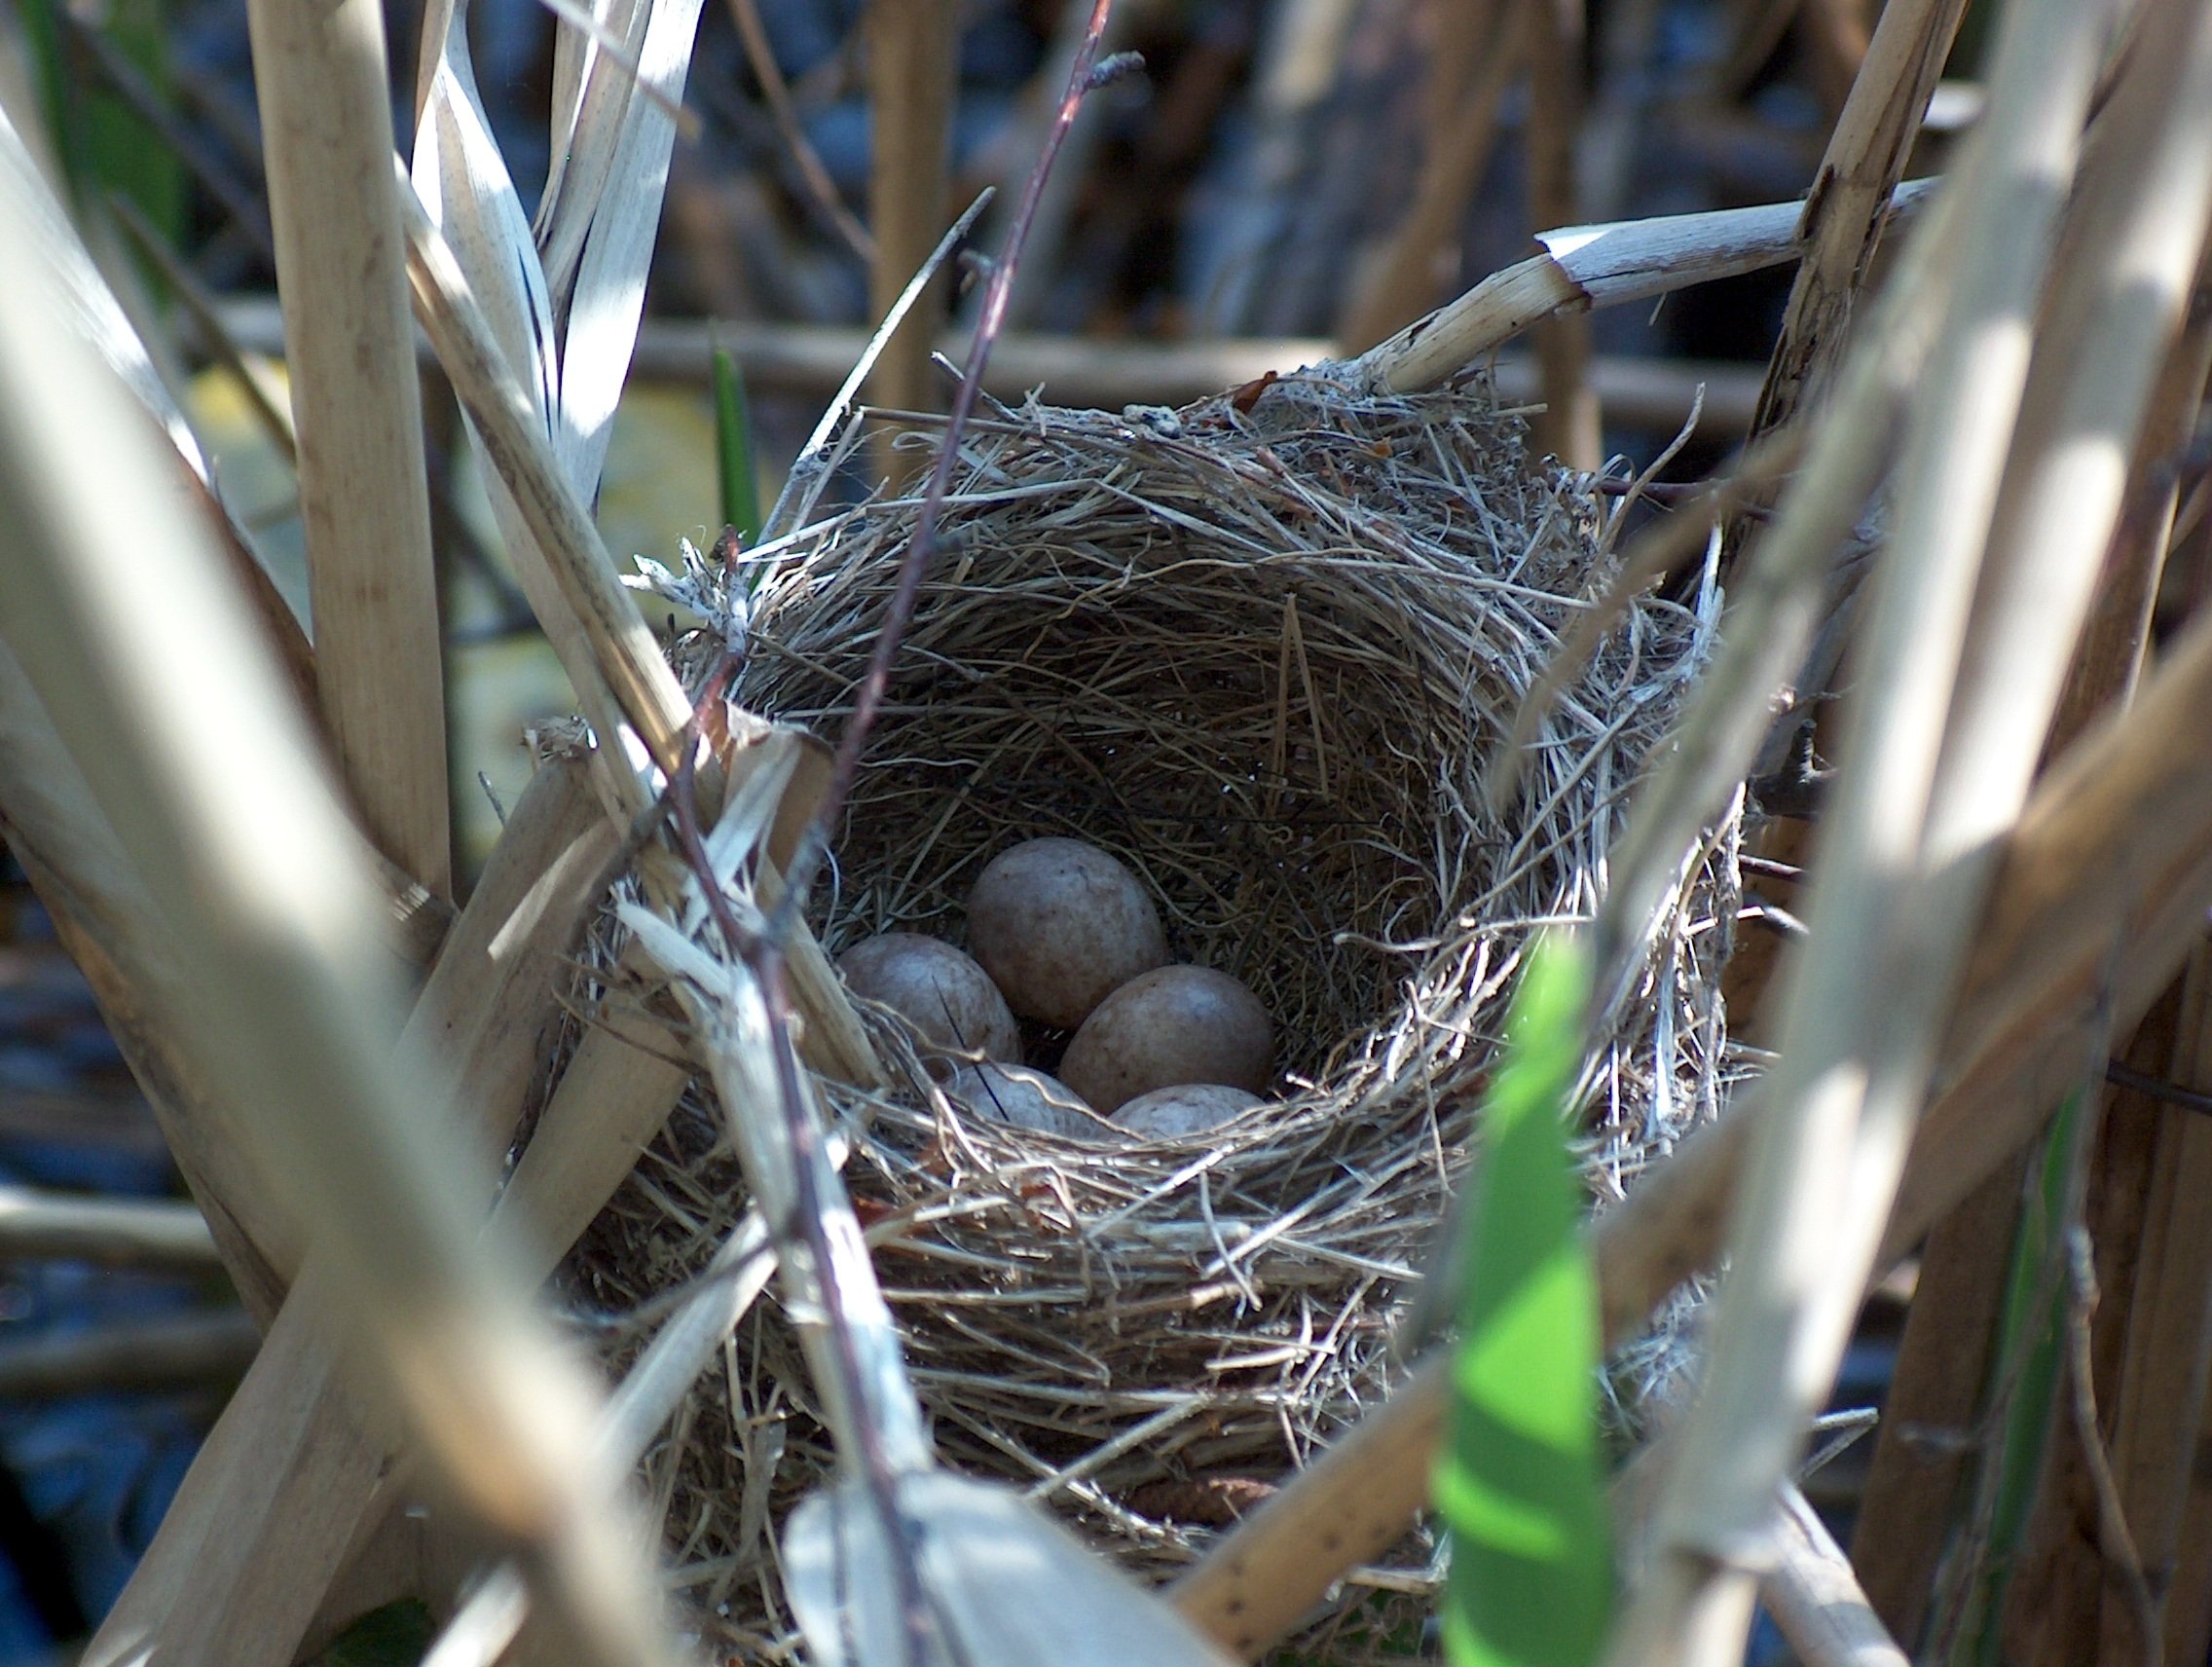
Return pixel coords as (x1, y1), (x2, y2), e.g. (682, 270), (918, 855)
(835, 835), (1277, 1142)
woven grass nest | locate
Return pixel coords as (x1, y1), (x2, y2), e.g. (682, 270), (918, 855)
(565, 371), (1738, 1650)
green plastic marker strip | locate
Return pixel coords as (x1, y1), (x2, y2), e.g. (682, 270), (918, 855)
(1436, 932), (1612, 1667)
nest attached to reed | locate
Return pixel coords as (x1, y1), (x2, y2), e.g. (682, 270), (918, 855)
(563, 372), (1738, 1652)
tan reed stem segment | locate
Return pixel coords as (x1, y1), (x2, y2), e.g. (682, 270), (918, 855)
(1762, 1485), (1910, 1667)
(1349, 180), (1933, 396)
(0, 168), (678, 1667)
(1745, 0), (1972, 441)
(1585, 168), (1959, 996)
(1851, 69), (2212, 1646)
(243, 0), (450, 900)
(0, 643), (296, 1323)
(1615, 0), (2110, 1642)
(1173, 591), (2212, 1656)
(866, 0), (958, 464)
(76, 755), (630, 1667)
(2084, 948), (2212, 1663)
(1337, 0), (1524, 353)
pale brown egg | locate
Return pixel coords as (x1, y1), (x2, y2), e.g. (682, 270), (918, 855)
(966, 837), (1169, 1029)
(1059, 965), (1274, 1114)
(1112, 1083), (1265, 1139)
(945, 1061), (1115, 1140)
(836, 933), (1022, 1063)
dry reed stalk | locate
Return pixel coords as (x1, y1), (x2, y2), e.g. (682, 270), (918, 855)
(1762, 1484), (1908, 1667)
(1528, 0), (1599, 466)
(0, 1309), (260, 1399)
(1336, 0), (1523, 352)
(107, 192), (298, 464)
(397, 175), (878, 1090)
(0, 1186), (219, 1271)
(0, 645), (296, 1323)
(865, 0), (959, 476)
(217, 298), (1772, 431)
(1173, 551), (2212, 1658)
(2089, 948), (2212, 1662)
(1848, 1153), (2030, 1646)
(1584, 169), (1959, 999)
(0, 175), (677, 1667)
(1854, 141), (2212, 1661)
(1611, 0), (2109, 1638)
(243, 0), (450, 900)
(1741, 0), (1968, 444)
(79, 758), (623, 1667)
(1350, 181), (1933, 397)
(1983, 1021), (2167, 1667)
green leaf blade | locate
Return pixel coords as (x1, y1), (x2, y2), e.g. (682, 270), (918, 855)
(1435, 933), (1612, 1667)
(712, 340), (761, 550)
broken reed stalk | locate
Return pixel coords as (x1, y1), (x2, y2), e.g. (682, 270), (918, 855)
(1349, 180), (1935, 397)
(1173, 589), (2212, 1655)
(0, 173), (677, 1667)
(243, 0), (450, 900)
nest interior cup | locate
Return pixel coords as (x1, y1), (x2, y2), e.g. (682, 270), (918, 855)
(571, 374), (1734, 1646)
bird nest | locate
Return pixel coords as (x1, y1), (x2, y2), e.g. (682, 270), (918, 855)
(562, 372), (1737, 1654)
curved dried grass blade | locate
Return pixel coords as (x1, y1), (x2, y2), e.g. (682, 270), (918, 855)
(536, 0), (650, 289)
(414, 0), (561, 429)
(787, 1471), (1238, 1667)
(552, 0), (709, 491)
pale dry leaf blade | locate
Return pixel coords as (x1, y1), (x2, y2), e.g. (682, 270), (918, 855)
(787, 1472), (1239, 1667)
(553, 0), (709, 492)
(414, 0), (561, 426)
(537, 0), (655, 309)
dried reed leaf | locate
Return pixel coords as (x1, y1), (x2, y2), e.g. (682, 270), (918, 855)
(414, 0), (562, 426)
(552, 0), (708, 489)
(1614, 0), (2126, 1641)
(0, 163), (674, 1667)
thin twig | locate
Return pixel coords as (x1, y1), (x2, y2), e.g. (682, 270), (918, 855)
(2063, 1224), (2161, 1665)
(725, 0), (875, 264)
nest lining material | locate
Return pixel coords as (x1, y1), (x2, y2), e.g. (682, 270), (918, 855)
(562, 372), (1738, 1647)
